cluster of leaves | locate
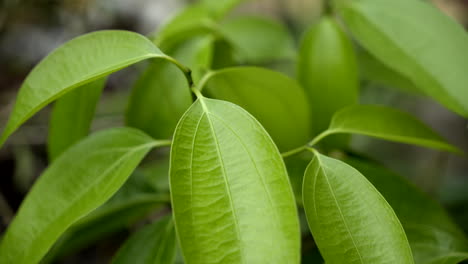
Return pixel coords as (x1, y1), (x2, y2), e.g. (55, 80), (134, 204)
(1, 0), (468, 263)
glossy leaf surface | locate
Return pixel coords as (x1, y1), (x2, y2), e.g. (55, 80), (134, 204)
(204, 66), (311, 150)
(48, 78), (106, 160)
(347, 158), (468, 264)
(298, 16), (359, 137)
(0, 128), (166, 264)
(319, 105), (458, 152)
(0, 30), (180, 147)
(112, 216), (176, 264)
(220, 16), (295, 64)
(302, 152), (414, 264)
(170, 97), (300, 263)
(340, 0), (468, 116)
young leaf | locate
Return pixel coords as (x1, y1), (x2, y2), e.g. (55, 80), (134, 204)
(298, 16), (359, 137)
(0, 30), (186, 147)
(43, 171), (168, 263)
(220, 16), (296, 64)
(314, 105), (459, 153)
(346, 158), (468, 264)
(339, 0), (468, 116)
(203, 66), (311, 151)
(170, 97), (300, 263)
(112, 216), (176, 264)
(48, 78), (106, 161)
(126, 35), (213, 140)
(0, 128), (168, 264)
(302, 151), (414, 263)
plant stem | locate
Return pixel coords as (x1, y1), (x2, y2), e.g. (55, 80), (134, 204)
(196, 71), (216, 93)
(191, 87), (204, 99)
(281, 145), (307, 158)
(308, 130), (334, 147)
(153, 139), (172, 148)
(163, 55), (193, 87)
(281, 130), (334, 158)
(323, 0), (334, 15)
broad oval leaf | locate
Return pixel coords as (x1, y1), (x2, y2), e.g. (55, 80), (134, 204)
(220, 16), (295, 64)
(0, 30), (184, 147)
(0, 128), (168, 264)
(48, 78), (106, 161)
(112, 215), (176, 264)
(298, 16), (359, 137)
(170, 97), (300, 263)
(316, 105), (458, 153)
(204, 66), (311, 151)
(302, 151), (414, 263)
(346, 158), (468, 264)
(339, 0), (468, 116)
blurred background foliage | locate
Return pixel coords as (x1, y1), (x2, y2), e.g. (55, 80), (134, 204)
(0, 0), (468, 263)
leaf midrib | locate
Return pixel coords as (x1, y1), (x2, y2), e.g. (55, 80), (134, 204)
(316, 155), (364, 264)
(198, 98), (246, 264)
(19, 141), (157, 263)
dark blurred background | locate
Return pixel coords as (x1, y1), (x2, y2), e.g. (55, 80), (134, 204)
(0, 0), (468, 263)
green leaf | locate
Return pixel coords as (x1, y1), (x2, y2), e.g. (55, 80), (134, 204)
(210, 38), (238, 69)
(42, 170), (168, 263)
(125, 64), (190, 139)
(339, 0), (468, 116)
(298, 16), (359, 137)
(0, 30), (186, 147)
(112, 215), (176, 264)
(153, 5), (216, 51)
(220, 16), (296, 64)
(0, 128), (168, 264)
(170, 97), (300, 263)
(199, 0), (246, 18)
(48, 78), (106, 161)
(357, 49), (422, 95)
(167, 35), (214, 83)
(284, 152), (314, 205)
(314, 105), (459, 153)
(126, 35), (214, 139)
(139, 157), (171, 193)
(203, 66), (311, 151)
(302, 151), (414, 263)
(346, 158), (468, 264)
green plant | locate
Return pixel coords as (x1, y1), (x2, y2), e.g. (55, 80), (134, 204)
(1, 0), (468, 263)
